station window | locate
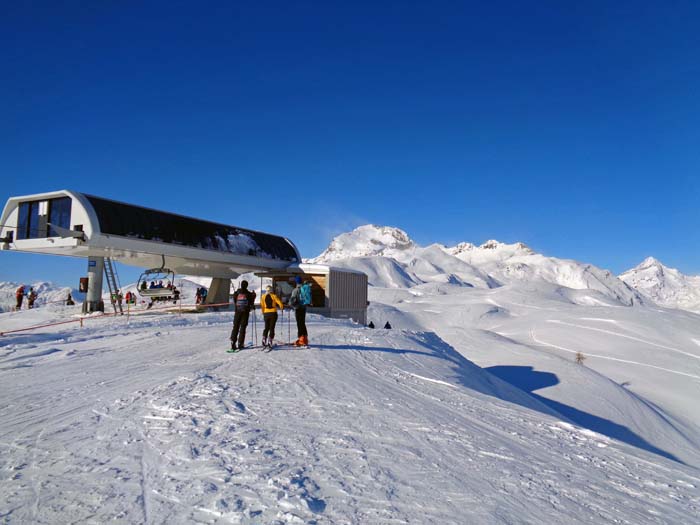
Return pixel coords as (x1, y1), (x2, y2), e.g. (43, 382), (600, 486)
(17, 201), (39, 239)
(17, 197), (72, 239)
(48, 197), (72, 236)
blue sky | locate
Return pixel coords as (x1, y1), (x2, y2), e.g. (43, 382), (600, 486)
(2, 1), (699, 286)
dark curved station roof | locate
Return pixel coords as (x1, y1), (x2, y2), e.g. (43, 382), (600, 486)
(85, 194), (299, 262)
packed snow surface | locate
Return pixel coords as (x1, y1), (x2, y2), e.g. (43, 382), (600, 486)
(1, 308), (699, 524)
(2, 224), (700, 523)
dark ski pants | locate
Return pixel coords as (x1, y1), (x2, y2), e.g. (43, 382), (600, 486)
(295, 306), (308, 338)
(230, 310), (250, 348)
(15, 296), (23, 310)
(263, 312), (278, 341)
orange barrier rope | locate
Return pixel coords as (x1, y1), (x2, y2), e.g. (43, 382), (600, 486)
(0, 301), (234, 336)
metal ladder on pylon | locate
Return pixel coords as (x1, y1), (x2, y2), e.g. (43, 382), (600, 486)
(104, 257), (123, 315)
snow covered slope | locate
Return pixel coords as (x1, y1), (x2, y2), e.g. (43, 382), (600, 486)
(367, 283), (700, 468)
(620, 257), (700, 313)
(1, 310), (699, 523)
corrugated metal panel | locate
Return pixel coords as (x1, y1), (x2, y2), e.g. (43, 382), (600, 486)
(329, 270), (367, 310)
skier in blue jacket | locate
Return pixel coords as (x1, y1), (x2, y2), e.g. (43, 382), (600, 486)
(290, 276), (312, 346)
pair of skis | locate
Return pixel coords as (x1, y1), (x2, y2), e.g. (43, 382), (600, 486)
(226, 343), (270, 353)
(226, 341), (308, 353)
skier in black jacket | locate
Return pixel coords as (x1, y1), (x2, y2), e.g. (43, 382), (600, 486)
(229, 280), (256, 351)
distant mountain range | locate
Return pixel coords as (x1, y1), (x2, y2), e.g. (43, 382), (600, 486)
(3, 225), (698, 314)
(310, 224), (700, 313)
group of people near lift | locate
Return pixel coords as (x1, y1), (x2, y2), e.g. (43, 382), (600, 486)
(229, 276), (312, 352)
(14, 285), (38, 310)
(110, 290), (140, 307)
(195, 287), (208, 304)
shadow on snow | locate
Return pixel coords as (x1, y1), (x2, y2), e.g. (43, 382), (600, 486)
(315, 332), (682, 465)
(486, 365), (682, 464)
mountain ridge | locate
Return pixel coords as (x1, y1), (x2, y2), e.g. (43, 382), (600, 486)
(310, 225), (643, 307)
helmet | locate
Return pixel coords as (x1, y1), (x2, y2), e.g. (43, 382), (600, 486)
(294, 276), (302, 284)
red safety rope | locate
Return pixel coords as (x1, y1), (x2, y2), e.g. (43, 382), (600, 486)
(0, 301), (233, 336)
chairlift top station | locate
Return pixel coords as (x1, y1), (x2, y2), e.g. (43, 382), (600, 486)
(0, 190), (367, 323)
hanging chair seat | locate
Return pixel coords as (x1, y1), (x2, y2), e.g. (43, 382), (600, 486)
(137, 266), (177, 299)
(139, 288), (176, 298)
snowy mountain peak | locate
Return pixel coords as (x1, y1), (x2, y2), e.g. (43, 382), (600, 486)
(480, 239), (502, 250)
(620, 258), (700, 313)
(443, 241), (477, 255)
(310, 225), (416, 263)
(441, 240), (533, 258)
(444, 239), (534, 265)
(479, 240), (533, 253)
(636, 256), (663, 270)
(310, 225), (642, 307)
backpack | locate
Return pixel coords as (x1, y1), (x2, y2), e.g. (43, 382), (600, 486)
(235, 291), (249, 312)
(300, 284), (312, 306)
(264, 293), (274, 309)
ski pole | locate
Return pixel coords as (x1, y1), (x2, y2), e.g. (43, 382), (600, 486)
(253, 308), (258, 346)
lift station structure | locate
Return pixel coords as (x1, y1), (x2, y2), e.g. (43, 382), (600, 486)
(0, 190), (367, 323)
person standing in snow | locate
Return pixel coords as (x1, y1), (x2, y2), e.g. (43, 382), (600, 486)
(15, 285), (25, 310)
(260, 284), (284, 349)
(229, 280), (256, 351)
(290, 276), (312, 347)
(384, 321), (392, 329)
(27, 288), (38, 309)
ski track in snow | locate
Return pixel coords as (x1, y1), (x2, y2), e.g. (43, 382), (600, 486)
(546, 319), (700, 360)
(530, 329), (700, 380)
(578, 317), (619, 324)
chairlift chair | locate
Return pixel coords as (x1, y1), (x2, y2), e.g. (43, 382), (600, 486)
(137, 267), (176, 299)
